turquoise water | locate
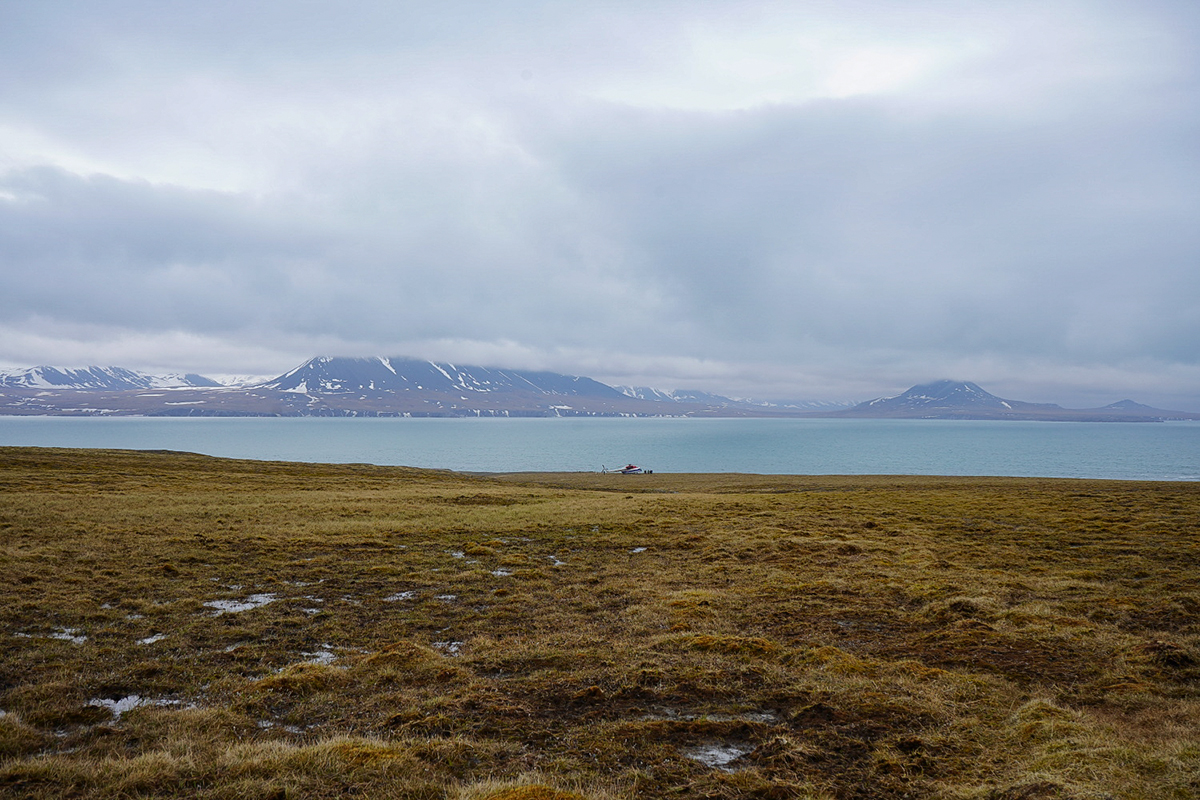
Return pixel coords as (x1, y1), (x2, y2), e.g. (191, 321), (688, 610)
(0, 416), (1197, 480)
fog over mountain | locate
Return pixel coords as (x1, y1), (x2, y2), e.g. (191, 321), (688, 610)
(1, 2), (1198, 410)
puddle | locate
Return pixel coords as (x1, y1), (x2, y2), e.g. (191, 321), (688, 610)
(432, 641), (464, 656)
(631, 547), (648, 553)
(681, 742), (755, 771)
(435, 594), (458, 602)
(384, 591), (416, 602)
(86, 695), (180, 720)
(137, 633), (167, 645)
(301, 596), (325, 614)
(204, 593), (277, 615)
(48, 628), (87, 645)
(491, 569), (512, 577)
(302, 647), (337, 665)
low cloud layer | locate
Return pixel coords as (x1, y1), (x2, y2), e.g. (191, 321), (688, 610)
(2, 1), (1198, 409)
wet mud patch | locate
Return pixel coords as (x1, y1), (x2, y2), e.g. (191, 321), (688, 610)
(904, 621), (1103, 684)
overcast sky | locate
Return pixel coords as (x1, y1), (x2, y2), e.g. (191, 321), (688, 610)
(2, 1), (1198, 409)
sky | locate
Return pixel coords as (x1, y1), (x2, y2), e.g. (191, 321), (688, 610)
(1, 1), (1198, 410)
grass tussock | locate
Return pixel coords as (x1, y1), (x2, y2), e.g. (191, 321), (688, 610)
(1, 447), (1199, 798)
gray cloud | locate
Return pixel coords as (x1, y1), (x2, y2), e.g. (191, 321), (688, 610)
(1, 1), (1198, 409)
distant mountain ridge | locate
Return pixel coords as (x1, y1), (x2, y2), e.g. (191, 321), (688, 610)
(837, 380), (1196, 421)
(0, 365), (220, 390)
(0, 361), (1194, 420)
(616, 385), (853, 412)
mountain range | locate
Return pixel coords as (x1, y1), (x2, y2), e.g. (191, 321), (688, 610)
(0, 358), (1194, 421)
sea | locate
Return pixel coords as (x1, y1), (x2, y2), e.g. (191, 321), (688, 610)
(1, 416), (1198, 481)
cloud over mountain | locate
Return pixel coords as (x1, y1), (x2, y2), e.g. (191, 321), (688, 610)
(1, 1), (1198, 410)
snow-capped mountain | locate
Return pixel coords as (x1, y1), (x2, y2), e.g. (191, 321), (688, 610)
(262, 356), (630, 398)
(855, 380), (1038, 413)
(837, 379), (1102, 419)
(0, 366), (220, 390)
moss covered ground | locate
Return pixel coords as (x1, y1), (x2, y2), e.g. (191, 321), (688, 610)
(1, 447), (1198, 799)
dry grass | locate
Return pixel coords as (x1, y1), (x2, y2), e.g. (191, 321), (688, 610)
(1, 447), (1198, 799)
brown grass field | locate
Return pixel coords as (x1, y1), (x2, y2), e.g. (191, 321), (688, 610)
(1, 447), (1198, 799)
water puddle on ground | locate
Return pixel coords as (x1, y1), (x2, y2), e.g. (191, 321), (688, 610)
(300, 596), (324, 614)
(302, 647), (337, 665)
(681, 742), (756, 771)
(432, 641), (464, 656)
(631, 547), (648, 553)
(19, 627), (88, 645)
(137, 633), (167, 645)
(203, 593), (277, 615)
(86, 695), (180, 720)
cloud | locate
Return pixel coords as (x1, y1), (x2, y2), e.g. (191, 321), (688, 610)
(0, 1), (1197, 409)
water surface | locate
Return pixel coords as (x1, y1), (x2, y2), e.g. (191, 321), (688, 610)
(2, 416), (1197, 480)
